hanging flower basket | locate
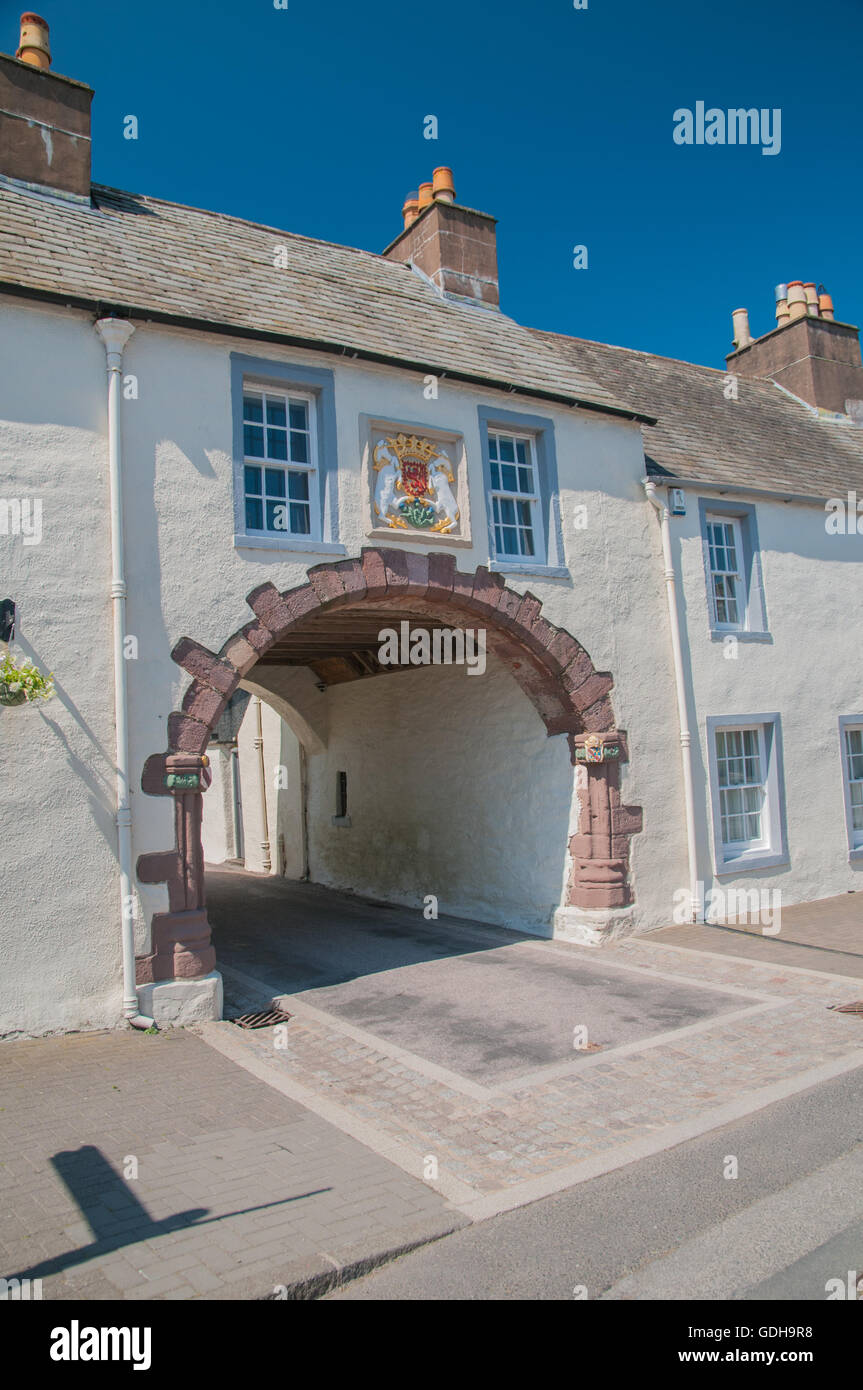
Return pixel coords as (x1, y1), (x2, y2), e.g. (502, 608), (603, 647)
(0, 652), (55, 707)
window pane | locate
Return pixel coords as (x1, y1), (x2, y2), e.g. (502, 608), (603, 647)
(515, 440), (527, 465)
(244, 424), (264, 457)
(289, 401), (308, 431)
(243, 394), (263, 424)
(501, 463), (518, 492)
(290, 502), (311, 534)
(290, 430), (309, 464)
(499, 497), (516, 525)
(266, 499), (287, 531)
(245, 497), (263, 530)
(244, 465), (262, 495)
(716, 727), (764, 847)
(266, 397), (287, 428)
(518, 466), (533, 493)
(288, 471), (309, 501)
(498, 437), (515, 463)
(488, 436), (499, 461)
(490, 461), (500, 489)
(265, 468), (286, 498)
(267, 428), (288, 461)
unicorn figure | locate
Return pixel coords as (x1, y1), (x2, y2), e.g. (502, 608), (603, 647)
(427, 455), (460, 533)
(372, 440), (407, 528)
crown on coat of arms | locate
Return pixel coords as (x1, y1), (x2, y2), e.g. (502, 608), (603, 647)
(384, 433), (444, 465)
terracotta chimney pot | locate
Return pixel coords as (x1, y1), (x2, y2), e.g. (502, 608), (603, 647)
(432, 166), (456, 203)
(16, 12), (50, 69)
(417, 181), (434, 210)
(803, 282), (819, 317)
(401, 192), (419, 229)
(819, 286), (835, 321)
(732, 307), (752, 349)
(787, 281), (807, 321)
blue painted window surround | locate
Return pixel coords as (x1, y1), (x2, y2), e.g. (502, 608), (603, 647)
(477, 405), (566, 576)
(230, 353), (343, 553)
(838, 715), (863, 858)
(706, 713), (789, 875)
(697, 498), (769, 641)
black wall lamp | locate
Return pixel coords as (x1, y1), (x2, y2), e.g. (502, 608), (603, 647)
(0, 599), (15, 645)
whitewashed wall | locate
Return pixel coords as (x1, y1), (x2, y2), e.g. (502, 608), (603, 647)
(303, 654), (574, 932)
(11, 284), (861, 1034)
(677, 491), (863, 915)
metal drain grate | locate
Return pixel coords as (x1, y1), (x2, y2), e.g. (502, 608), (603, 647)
(828, 1001), (863, 1016)
(231, 1007), (292, 1029)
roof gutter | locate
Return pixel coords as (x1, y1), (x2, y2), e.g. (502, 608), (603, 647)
(645, 471), (835, 507)
(0, 280), (655, 425)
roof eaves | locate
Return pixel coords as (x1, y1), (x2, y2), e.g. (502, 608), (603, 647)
(642, 469), (833, 507)
(0, 278), (655, 423)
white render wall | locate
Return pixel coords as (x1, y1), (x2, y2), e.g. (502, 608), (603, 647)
(675, 491), (863, 910)
(304, 655), (574, 933)
(3, 286), (861, 1035)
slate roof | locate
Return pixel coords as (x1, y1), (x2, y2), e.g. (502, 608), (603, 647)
(537, 329), (863, 499)
(0, 181), (645, 422)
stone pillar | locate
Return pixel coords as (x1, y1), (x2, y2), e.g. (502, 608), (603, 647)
(554, 732), (643, 946)
(136, 754), (222, 1023)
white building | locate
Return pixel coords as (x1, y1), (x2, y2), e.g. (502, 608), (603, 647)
(2, 21), (862, 1036)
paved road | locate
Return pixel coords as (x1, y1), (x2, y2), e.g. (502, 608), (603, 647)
(329, 1066), (863, 1300)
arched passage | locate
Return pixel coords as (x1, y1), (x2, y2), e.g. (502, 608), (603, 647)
(135, 548), (642, 986)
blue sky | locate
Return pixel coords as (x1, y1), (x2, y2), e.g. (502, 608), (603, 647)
(19, 0), (863, 367)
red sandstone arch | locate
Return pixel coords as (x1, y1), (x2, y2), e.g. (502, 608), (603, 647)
(136, 548), (642, 986)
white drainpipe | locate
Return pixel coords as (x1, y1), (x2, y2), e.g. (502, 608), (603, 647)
(643, 479), (702, 922)
(95, 317), (154, 1029)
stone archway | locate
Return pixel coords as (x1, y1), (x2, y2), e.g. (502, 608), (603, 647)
(135, 548), (642, 986)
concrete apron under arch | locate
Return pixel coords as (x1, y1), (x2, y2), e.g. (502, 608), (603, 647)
(134, 547), (643, 1024)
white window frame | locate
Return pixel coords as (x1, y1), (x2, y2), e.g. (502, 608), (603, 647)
(714, 724), (769, 857)
(487, 429), (545, 563)
(706, 713), (788, 875)
(705, 513), (748, 631)
(241, 383), (321, 541)
(840, 718), (863, 854)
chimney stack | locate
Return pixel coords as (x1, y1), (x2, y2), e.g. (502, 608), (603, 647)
(728, 280), (863, 416)
(383, 168), (500, 309)
(0, 12), (93, 201)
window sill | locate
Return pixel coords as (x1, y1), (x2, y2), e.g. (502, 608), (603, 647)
(331, 815), (352, 828)
(708, 628), (773, 644)
(714, 851), (789, 876)
(488, 559), (569, 578)
(234, 534), (346, 555)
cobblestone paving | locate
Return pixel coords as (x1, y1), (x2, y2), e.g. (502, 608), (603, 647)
(0, 1029), (461, 1301)
(209, 936), (863, 1203)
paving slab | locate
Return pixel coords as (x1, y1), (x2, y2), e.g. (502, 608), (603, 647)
(0, 1029), (464, 1301)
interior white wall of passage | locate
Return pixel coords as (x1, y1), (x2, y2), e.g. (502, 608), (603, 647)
(201, 743), (236, 863)
(303, 653), (574, 933)
(234, 698), (304, 876)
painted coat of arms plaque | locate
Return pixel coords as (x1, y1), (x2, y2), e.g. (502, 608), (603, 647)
(373, 433), (460, 534)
